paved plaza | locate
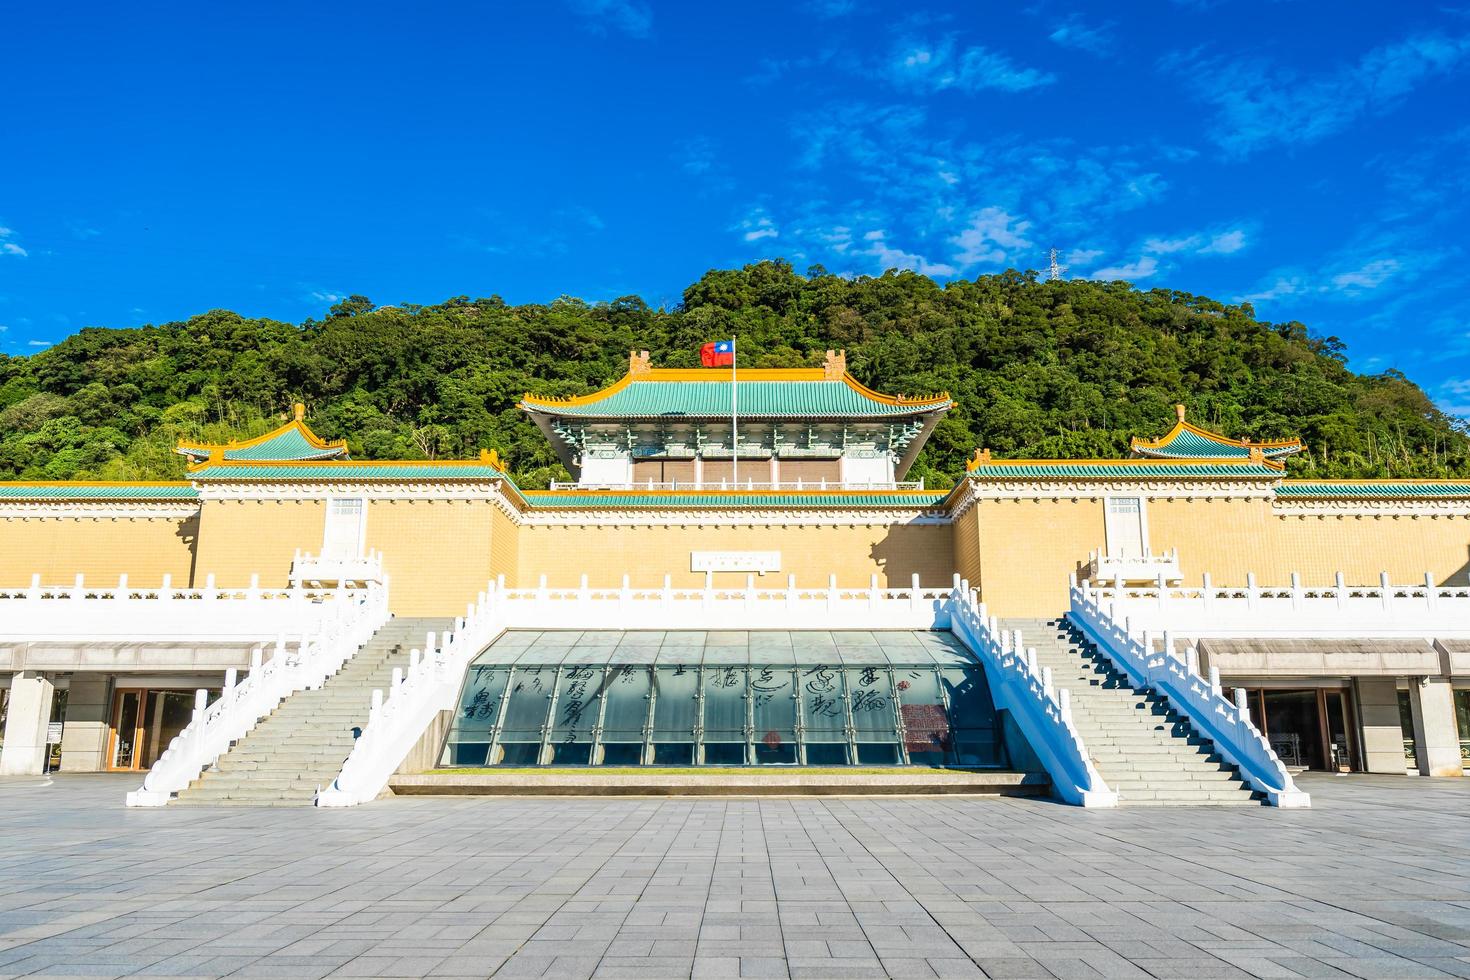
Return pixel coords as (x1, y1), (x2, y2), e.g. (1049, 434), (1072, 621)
(0, 775), (1467, 980)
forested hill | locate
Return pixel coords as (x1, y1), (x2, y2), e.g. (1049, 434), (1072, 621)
(1, 261), (1465, 488)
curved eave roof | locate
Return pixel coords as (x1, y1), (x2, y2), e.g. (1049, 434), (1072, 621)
(0, 482), (199, 501)
(1276, 481), (1470, 499)
(968, 459), (1284, 479)
(1131, 421), (1302, 460)
(518, 489), (950, 509)
(521, 369), (951, 420)
(187, 461), (510, 481)
(177, 419), (349, 462)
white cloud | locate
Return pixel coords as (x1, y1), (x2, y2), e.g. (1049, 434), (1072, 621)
(27, 340), (50, 348)
(566, 0), (651, 38)
(863, 229), (956, 276)
(1065, 248), (1104, 265)
(1239, 276), (1307, 303)
(1331, 258), (1401, 292)
(1166, 31), (1470, 156)
(735, 208), (779, 242)
(1199, 229), (1248, 254)
(0, 226), (27, 258)
(892, 36), (1055, 94)
(1048, 15), (1114, 57)
(310, 290), (345, 304)
(1090, 256), (1159, 280)
(1141, 227), (1249, 256)
(949, 207), (1032, 268)
(1434, 378), (1470, 419)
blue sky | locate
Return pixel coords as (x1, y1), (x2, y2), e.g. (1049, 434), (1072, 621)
(1, 1), (1468, 415)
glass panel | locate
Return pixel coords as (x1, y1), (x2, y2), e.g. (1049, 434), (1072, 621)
(501, 667), (555, 734)
(599, 743), (644, 766)
(1263, 690), (1322, 769)
(896, 668), (949, 765)
(551, 666), (602, 741)
(804, 743), (849, 765)
(800, 666), (846, 734)
(702, 665), (747, 766)
(652, 666), (697, 765)
(112, 691), (141, 769)
(845, 666), (896, 732)
(702, 666), (746, 734)
(1398, 689), (1417, 765)
(601, 665), (652, 736)
(751, 665), (796, 765)
(1455, 690), (1470, 763)
(1324, 692), (1351, 772)
(457, 667), (511, 730)
(941, 667), (1002, 767)
(494, 742), (541, 766)
(141, 692), (195, 769)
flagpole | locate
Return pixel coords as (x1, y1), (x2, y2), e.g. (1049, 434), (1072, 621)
(730, 335), (738, 486)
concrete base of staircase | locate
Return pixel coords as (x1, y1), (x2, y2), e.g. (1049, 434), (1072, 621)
(388, 769), (1052, 797)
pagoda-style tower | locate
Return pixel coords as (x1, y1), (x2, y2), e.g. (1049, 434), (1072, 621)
(519, 350), (952, 488)
(1130, 404), (1303, 461)
(176, 403), (349, 463)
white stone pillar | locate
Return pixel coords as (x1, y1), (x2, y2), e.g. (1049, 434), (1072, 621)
(0, 671), (56, 775)
(1354, 677), (1406, 774)
(1409, 678), (1463, 778)
(57, 673), (112, 772)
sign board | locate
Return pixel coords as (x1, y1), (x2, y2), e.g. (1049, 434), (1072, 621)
(690, 551), (781, 575)
(45, 722), (63, 745)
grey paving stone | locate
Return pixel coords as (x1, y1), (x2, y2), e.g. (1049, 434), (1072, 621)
(0, 774), (1465, 980)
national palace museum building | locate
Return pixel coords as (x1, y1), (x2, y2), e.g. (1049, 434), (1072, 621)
(0, 350), (1466, 808)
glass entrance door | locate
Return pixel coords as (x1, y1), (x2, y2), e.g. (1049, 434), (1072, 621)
(110, 689), (200, 771)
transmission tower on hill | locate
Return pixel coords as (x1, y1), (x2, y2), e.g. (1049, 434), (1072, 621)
(1047, 248), (1062, 281)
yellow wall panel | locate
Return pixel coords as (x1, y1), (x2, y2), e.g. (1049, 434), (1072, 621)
(192, 499), (325, 588)
(513, 522), (953, 590)
(364, 499), (498, 617)
(0, 515), (198, 587)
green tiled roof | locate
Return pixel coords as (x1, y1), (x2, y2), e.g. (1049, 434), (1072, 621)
(523, 381), (949, 418)
(1276, 482), (1470, 498)
(177, 418), (349, 462)
(190, 463), (508, 481)
(970, 463), (1283, 479)
(0, 483), (199, 500)
(1136, 428), (1299, 460)
(520, 491), (950, 509)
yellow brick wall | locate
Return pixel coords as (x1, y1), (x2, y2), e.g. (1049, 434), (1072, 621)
(951, 504), (981, 594)
(364, 499), (498, 617)
(1271, 513), (1470, 585)
(512, 522), (954, 590)
(192, 498), (325, 587)
(968, 498), (1106, 617)
(489, 505), (518, 585)
(965, 494), (1470, 616)
(0, 514), (198, 587)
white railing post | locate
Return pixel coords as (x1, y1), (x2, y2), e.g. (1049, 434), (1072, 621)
(910, 573), (922, 614)
(1425, 572), (1437, 612)
(1336, 571), (1347, 609)
(1208, 664), (1222, 697)
(1290, 571), (1302, 611)
(1380, 571), (1392, 613)
(827, 574), (838, 615)
(1201, 571), (1213, 612)
(1246, 572), (1258, 611)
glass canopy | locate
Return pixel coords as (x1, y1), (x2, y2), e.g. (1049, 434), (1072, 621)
(441, 630), (1010, 768)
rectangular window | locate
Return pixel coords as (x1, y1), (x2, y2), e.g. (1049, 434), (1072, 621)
(322, 498), (365, 558)
(1104, 496), (1146, 558)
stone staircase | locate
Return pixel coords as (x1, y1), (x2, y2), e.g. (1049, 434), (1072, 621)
(173, 617), (451, 806)
(1002, 617), (1264, 806)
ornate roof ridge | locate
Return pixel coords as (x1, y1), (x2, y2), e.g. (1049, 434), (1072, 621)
(965, 449), (1286, 474)
(1130, 405), (1303, 459)
(519, 349), (950, 412)
(176, 403), (350, 462)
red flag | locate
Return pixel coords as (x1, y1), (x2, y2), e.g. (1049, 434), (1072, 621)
(700, 340), (735, 367)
